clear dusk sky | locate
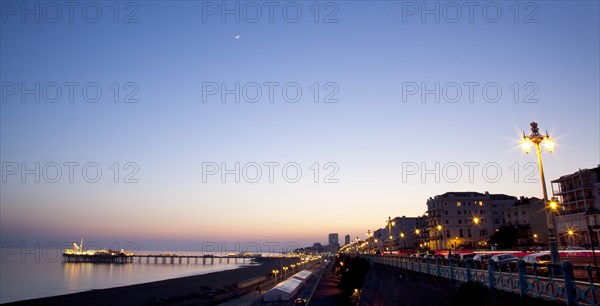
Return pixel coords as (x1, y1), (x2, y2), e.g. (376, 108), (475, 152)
(1, 1), (599, 251)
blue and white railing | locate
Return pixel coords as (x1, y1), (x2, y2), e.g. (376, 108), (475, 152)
(362, 255), (600, 306)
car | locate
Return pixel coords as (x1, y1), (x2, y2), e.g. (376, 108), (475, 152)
(472, 253), (491, 263)
(566, 246), (586, 251)
(491, 254), (518, 270)
(459, 253), (476, 261)
(294, 297), (307, 304)
(522, 253), (551, 274)
(444, 253), (460, 260)
(523, 253), (551, 265)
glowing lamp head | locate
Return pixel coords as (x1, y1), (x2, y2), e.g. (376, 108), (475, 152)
(568, 229), (574, 236)
(400, 233), (405, 238)
(521, 137), (532, 153)
(543, 137), (555, 152)
(473, 217), (480, 224)
(415, 229), (420, 235)
(437, 225), (442, 231)
(549, 200), (558, 210)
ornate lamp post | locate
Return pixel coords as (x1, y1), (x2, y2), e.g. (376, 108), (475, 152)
(520, 121), (560, 268)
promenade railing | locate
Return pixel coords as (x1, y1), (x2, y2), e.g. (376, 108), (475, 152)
(361, 254), (600, 306)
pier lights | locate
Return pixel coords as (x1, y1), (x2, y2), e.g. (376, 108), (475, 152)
(519, 121), (560, 269)
(283, 266), (289, 277)
(291, 264), (296, 271)
(272, 269), (280, 283)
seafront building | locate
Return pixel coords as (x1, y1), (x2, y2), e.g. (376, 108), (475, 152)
(426, 192), (517, 250)
(551, 165), (600, 247)
(373, 216), (427, 252)
(502, 197), (549, 245)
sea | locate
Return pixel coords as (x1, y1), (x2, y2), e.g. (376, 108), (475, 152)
(0, 249), (266, 304)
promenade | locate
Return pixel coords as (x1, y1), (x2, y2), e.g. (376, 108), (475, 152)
(309, 267), (345, 306)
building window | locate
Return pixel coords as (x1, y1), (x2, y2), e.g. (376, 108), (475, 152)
(459, 219), (462, 224)
(445, 220), (449, 224)
(458, 210), (461, 215)
(467, 228), (472, 238)
(446, 230), (450, 238)
(445, 211), (448, 215)
(459, 229), (464, 237)
(479, 201), (483, 206)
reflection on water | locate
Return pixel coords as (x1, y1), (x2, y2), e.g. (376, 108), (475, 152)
(1, 249), (256, 304)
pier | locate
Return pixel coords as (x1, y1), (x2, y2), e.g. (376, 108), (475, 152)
(62, 253), (261, 264)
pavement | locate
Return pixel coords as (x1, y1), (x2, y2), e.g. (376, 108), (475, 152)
(308, 266), (345, 306)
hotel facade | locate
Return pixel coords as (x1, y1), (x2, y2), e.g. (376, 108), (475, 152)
(426, 192), (516, 250)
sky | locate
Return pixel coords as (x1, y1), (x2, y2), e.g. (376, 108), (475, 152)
(1, 1), (599, 251)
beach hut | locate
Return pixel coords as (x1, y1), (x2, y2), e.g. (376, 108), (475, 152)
(262, 278), (303, 301)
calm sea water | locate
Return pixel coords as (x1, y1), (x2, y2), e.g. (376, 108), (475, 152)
(0, 249), (260, 304)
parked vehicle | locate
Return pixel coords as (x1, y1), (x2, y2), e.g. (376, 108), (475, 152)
(473, 254), (490, 261)
(472, 253), (492, 268)
(522, 252), (551, 275)
(446, 253), (460, 260)
(459, 253), (476, 261)
(491, 254), (518, 271)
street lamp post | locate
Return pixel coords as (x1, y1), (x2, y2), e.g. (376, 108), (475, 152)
(366, 230), (373, 253)
(400, 232), (406, 250)
(436, 224), (443, 251)
(567, 229), (575, 246)
(472, 217), (480, 249)
(386, 216), (395, 254)
(520, 121), (560, 268)
(415, 229), (421, 251)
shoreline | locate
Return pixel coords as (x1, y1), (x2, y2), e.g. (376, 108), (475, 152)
(4, 257), (297, 306)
